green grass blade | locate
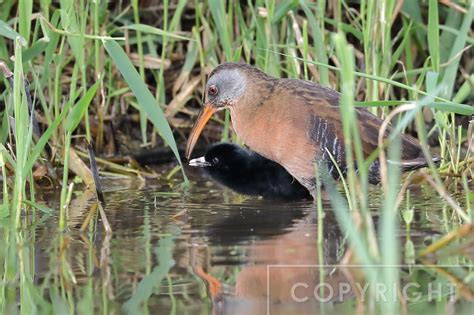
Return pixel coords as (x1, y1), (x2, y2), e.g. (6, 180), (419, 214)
(428, 0), (440, 72)
(208, 0), (232, 59)
(321, 174), (376, 268)
(380, 138), (401, 314)
(322, 17), (363, 40)
(103, 39), (186, 180)
(440, 1), (474, 100)
(22, 39), (49, 63)
(22, 200), (53, 214)
(300, 0), (330, 86)
(263, 49), (471, 113)
(169, 0), (187, 31)
(59, 0), (85, 61)
(65, 81), (99, 133)
(23, 90), (81, 174)
(123, 233), (176, 314)
(121, 24), (193, 41)
(272, 0), (298, 24)
(355, 101), (473, 115)
(453, 74), (474, 104)
(18, 0), (33, 43)
(0, 105), (9, 144)
(0, 20), (27, 45)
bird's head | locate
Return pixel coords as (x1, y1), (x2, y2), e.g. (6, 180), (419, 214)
(188, 143), (245, 172)
(185, 63), (251, 159)
(205, 64), (247, 109)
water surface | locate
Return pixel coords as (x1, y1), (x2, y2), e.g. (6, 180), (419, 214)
(1, 168), (472, 314)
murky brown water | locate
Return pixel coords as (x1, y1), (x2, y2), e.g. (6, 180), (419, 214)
(1, 167), (473, 314)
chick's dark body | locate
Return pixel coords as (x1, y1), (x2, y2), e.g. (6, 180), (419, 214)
(198, 144), (311, 201)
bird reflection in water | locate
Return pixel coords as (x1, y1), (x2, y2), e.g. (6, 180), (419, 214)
(188, 202), (360, 315)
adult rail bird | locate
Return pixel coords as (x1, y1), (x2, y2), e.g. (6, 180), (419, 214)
(186, 63), (438, 198)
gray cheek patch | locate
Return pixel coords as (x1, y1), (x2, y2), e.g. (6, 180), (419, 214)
(209, 69), (247, 105)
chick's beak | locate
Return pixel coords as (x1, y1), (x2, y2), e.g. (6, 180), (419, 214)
(188, 156), (210, 167)
(185, 103), (216, 159)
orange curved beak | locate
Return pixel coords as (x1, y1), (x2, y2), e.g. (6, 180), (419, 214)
(185, 103), (217, 160)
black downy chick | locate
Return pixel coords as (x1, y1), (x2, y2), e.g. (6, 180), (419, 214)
(189, 143), (311, 200)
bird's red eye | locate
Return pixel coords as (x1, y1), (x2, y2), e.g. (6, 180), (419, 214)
(208, 85), (218, 96)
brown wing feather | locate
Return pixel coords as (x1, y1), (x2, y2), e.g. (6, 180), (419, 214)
(282, 79), (426, 179)
(355, 108), (424, 160)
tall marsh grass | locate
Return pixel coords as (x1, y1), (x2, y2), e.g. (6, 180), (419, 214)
(0, 0), (472, 313)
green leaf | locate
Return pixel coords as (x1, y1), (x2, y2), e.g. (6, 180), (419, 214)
(102, 39), (186, 178)
(40, 11), (61, 87)
(355, 100), (473, 116)
(426, 71), (439, 94)
(23, 200), (53, 214)
(427, 102), (474, 116)
(428, 0), (440, 72)
(0, 144), (16, 169)
(322, 17), (363, 41)
(390, 20), (413, 71)
(58, 3), (84, 61)
(272, 0), (298, 24)
(438, 25), (474, 45)
(301, 0), (330, 85)
(22, 38), (49, 63)
(121, 24), (192, 41)
(65, 81), (99, 133)
(23, 90), (82, 174)
(0, 20), (27, 45)
(208, 0), (232, 59)
(123, 234), (175, 313)
(272, 50), (472, 111)
(18, 0), (33, 42)
(0, 109), (9, 144)
(401, 0), (425, 46)
(439, 9), (462, 63)
(169, 0), (188, 31)
(453, 74), (474, 104)
(441, 2), (474, 100)
(0, 204), (9, 219)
